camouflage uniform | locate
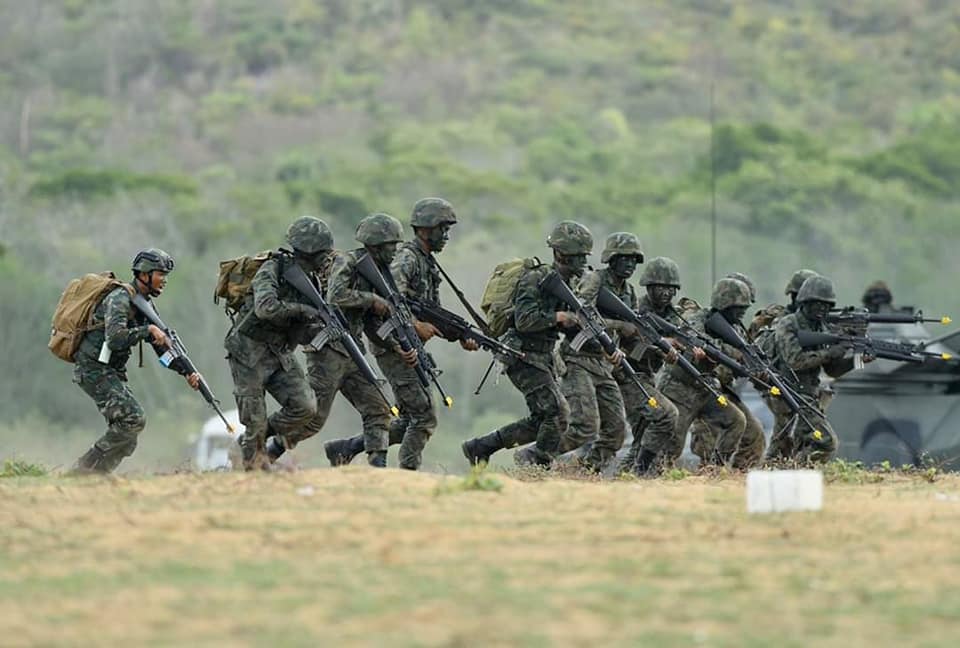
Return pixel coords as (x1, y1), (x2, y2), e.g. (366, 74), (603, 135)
(769, 276), (854, 463)
(224, 252), (318, 469)
(72, 249), (191, 473)
(283, 251), (391, 462)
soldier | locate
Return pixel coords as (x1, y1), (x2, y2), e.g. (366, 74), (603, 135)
(748, 269), (818, 342)
(461, 222), (592, 466)
(616, 257), (683, 475)
(690, 273), (767, 469)
(768, 275), (860, 463)
(262, 219), (393, 467)
(862, 280), (895, 314)
(224, 218), (323, 470)
(70, 249), (201, 474)
(637, 278), (759, 473)
(323, 199), (477, 470)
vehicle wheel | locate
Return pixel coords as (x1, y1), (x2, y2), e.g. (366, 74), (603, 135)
(861, 432), (915, 468)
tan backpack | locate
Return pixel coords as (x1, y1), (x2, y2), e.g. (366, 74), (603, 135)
(48, 272), (130, 362)
(214, 251), (273, 315)
(479, 257), (542, 337)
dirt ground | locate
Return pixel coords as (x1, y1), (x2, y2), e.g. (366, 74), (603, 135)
(1, 467), (959, 647)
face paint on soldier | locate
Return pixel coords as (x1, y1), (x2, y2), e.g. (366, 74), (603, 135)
(554, 252), (588, 278)
(294, 249), (331, 273)
(647, 284), (677, 310)
(722, 305), (748, 324)
(609, 255), (638, 280)
(801, 300), (833, 322)
(419, 224), (451, 253)
(371, 241), (400, 266)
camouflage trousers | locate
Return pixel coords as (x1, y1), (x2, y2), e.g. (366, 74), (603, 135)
(286, 346), (390, 455)
(226, 346), (316, 464)
(496, 353), (570, 464)
(72, 361), (147, 473)
(764, 390), (836, 464)
(376, 350), (438, 470)
(615, 370), (679, 473)
(690, 389), (766, 469)
(647, 373), (747, 466)
(552, 356), (627, 469)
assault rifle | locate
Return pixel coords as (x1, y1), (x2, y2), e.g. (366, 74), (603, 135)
(131, 294), (234, 433)
(595, 287), (727, 407)
(355, 253), (453, 408)
(540, 272), (659, 409)
(704, 312), (826, 436)
(406, 297), (524, 361)
(645, 310), (751, 381)
(827, 307), (951, 329)
(795, 330), (949, 364)
(283, 263), (399, 415)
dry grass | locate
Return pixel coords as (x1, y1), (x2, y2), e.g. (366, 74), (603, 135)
(1, 468), (959, 647)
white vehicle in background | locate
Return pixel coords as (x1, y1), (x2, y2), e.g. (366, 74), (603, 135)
(191, 409), (243, 471)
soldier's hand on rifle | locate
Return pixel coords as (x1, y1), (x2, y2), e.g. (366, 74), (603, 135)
(692, 346), (707, 362)
(555, 311), (579, 328)
(460, 338), (480, 351)
(605, 348), (625, 365)
(620, 322), (639, 338)
(370, 296), (391, 317)
(414, 320), (441, 342)
(185, 372), (202, 390)
(396, 345), (418, 367)
(147, 324), (170, 349)
(827, 344), (848, 359)
(294, 304), (321, 321)
(664, 347), (679, 364)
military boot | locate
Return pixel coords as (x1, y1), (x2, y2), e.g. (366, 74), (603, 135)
(513, 445), (552, 467)
(633, 448), (658, 477)
(265, 436), (286, 462)
(239, 436), (268, 472)
(324, 436), (364, 466)
(67, 446), (108, 476)
(461, 431), (504, 466)
(367, 451), (387, 468)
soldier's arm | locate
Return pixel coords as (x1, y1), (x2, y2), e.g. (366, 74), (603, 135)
(514, 268), (559, 333)
(823, 356), (856, 377)
(104, 288), (151, 351)
(776, 319), (831, 371)
(328, 252), (380, 311)
(389, 247), (419, 300)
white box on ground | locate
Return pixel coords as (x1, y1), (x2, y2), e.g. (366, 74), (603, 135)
(746, 470), (823, 513)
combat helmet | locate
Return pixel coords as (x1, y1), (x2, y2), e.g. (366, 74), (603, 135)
(600, 232), (644, 264)
(785, 269), (819, 296)
(132, 248), (175, 274)
(862, 280), (892, 304)
(727, 272), (756, 303)
(711, 278), (752, 311)
(356, 213), (403, 246)
(410, 198), (457, 228)
(286, 216), (333, 254)
(546, 221), (593, 255)
(796, 275), (837, 304)
(639, 256), (681, 287)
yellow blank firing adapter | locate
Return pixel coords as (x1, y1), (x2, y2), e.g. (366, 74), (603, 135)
(813, 430), (823, 441)
(717, 395), (728, 407)
(942, 316), (952, 325)
(769, 386), (782, 397)
(942, 353), (953, 361)
(647, 397), (659, 409)
(226, 423), (236, 434)
(390, 406), (400, 417)
(444, 396), (454, 408)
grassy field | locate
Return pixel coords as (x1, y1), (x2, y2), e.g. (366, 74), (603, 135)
(1, 466), (959, 647)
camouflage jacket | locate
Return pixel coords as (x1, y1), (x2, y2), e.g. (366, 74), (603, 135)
(226, 253), (317, 360)
(560, 267), (635, 358)
(392, 240), (441, 304)
(302, 250), (346, 356)
(503, 263), (568, 354)
(327, 248), (389, 355)
(664, 307), (744, 388)
(76, 287), (151, 372)
(774, 311), (855, 394)
(625, 295), (681, 376)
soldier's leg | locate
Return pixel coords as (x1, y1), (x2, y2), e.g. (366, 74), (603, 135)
(696, 396), (748, 468)
(689, 419), (716, 465)
(640, 377), (703, 472)
(227, 355), (270, 470)
(558, 362), (601, 453)
(284, 348), (346, 455)
(72, 365), (146, 473)
(615, 376), (649, 472)
(263, 356), (317, 452)
(764, 396), (796, 462)
(463, 418), (535, 466)
(584, 371), (628, 471)
(734, 400), (766, 468)
(507, 360), (569, 465)
(792, 408), (836, 464)
(378, 352), (437, 471)
(339, 366), (391, 466)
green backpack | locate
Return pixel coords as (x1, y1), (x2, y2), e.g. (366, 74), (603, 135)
(480, 257), (542, 337)
(214, 251), (273, 315)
